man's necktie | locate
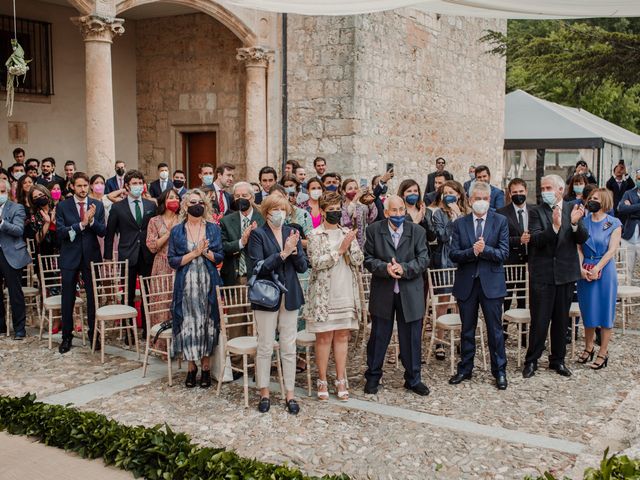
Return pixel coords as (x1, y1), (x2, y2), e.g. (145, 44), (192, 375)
(79, 202), (85, 221)
(475, 218), (483, 240)
(134, 200), (142, 225)
(517, 209), (525, 232)
(238, 215), (251, 276)
(392, 231), (400, 294)
(218, 190), (225, 213)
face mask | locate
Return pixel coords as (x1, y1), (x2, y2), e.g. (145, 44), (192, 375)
(472, 200), (490, 215)
(0, 194), (7, 206)
(325, 211), (342, 225)
(635, 180), (640, 190)
(159, 171), (169, 181)
(51, 190), (62, 201)
(345, 191), (357, 200)
(129, 185), (144, 198)
(296, 192), (309, 204)
(325, 185), (338, 192)
(511, 194), (526, 206)
(405, 194), (420, 206)
(92, 183), (105, 195)
(33, 196), (49, 208)
(310, 189), (322, 200)
(173, 180), (184, 189)
(444, 194), (458, 205)
(573, 185), (584, 195)
(166, 199), (180, 213)
(586, 200), (601, 213)
(541, 191), (557, 206)
(116, 168), (125, 176)
(285, 186), (296, 195)
(269, 210), (286, 227)
(13, 172), (24, 181)
(388, 215), (406, 228)
(202, 175), (214, 186)
(234, 198), (251, 212)
(187, 204), (205, 217)
(469, 173), (475, 180)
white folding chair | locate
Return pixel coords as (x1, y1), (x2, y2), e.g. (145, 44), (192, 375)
(615, 247), (640, 333)
(502, 264), (530, 367)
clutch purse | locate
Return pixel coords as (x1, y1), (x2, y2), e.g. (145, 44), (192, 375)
(582, 263), (601, 279)
(247, 260), (288, 309)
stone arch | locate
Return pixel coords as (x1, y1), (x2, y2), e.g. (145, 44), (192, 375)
(116, 0), (258, 45)
(66, 0), (93, 14)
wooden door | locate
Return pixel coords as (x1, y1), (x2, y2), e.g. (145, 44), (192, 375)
(181, 132), (217, 188)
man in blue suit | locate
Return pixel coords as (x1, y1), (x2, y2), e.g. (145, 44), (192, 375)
(449, 181), (510, 390)
(56, 172), (107, 354)
(473, 165), (505, 211)
(618, 168), (640, 284)
(0, 179), (32, 339)
(104, 160), (126, 195)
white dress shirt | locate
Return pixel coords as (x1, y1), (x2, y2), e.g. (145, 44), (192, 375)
(513, 203), (528, 231)
(237, 208), (254, 249)
(127, 195), (142, 220)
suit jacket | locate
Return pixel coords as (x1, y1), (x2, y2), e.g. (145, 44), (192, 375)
(175, 186), (187, 199)
(449, 211), (509, 301)
(149, 179), (174, 199)
(463, 179), (472, 195)
(489, 185), (505, 211)
(618, 188), (640, 240)
(247, 224), (308, 311)
(0, 201), (31, 270)
(528, 201), (589, 285)
(104, 197), (157, 265)
(35, 173), (64, 187)
(363, 219), (430, 323)
(254, 191), (268, 205)
(423, 191), (437, 206)
(105, 176), (123, 194)
(606, 176), (635, 217)
(212, 187), (234, 214)
(55, 197), (106, 270)
(424, 170), (453, 194)
(220, 209), (265, 285)
(496, 203), (535, 264)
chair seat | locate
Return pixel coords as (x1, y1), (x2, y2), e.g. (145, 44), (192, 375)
(569, 302), (581, 317)
(5, 286), (39, 296)
(504, 308), (530, 323)
(296, 330), (316, 344)
(149, 323), (173, 339)
(617, 285), (640, 298)
(44, 295), (84, 309)
(227, 335), (258, 354)
(435, 313), (461, 329)
(96, 304), (138, 320)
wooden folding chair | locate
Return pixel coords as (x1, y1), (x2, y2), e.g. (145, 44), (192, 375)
(502, 264), (529, 367)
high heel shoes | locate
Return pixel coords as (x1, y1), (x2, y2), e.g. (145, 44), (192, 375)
(316, 379), (329, 401)
(335, 379), (349, 401)
(200, 369), (211, 388)
(185, 367), (198, 388)
(590, 355), (609, 370)
(577, 348), (595, 364)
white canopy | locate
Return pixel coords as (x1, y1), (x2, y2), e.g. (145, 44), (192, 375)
(227, 0), (640, 18)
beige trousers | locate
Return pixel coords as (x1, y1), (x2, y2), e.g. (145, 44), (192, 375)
(254, 301), (298, 392)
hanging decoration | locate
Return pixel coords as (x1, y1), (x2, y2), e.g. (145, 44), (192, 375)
(5, 0), (30, 117)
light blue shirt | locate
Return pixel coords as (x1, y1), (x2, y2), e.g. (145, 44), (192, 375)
(127, 195), (142, 220)
(388, 222), (403, 293)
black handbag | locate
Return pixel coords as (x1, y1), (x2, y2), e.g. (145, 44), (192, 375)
(247, 260), (288, 309)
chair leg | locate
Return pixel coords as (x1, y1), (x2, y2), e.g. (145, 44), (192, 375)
(80, 305), (86, 346)
(305, 345), (312, 397)
(100, 324), (106, 364)
(426, 325), (436, 366)
(622, 299), (627, 334)
(516, 322), (522, 368)
(450, 330), (456, 375)
(91, 322), (98, 353)
(166, 339), (173, 387)
(275, 348), (285, 399)
(131, 318), (140, 360)
(215, 349), (226, 397)
(39, 307), (45, 340)
(142, 332), (150, 379)
(242, 354), (249, 409)
(48, 310), (53, 350)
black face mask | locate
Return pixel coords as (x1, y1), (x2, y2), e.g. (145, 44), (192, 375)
(586, 200), (601, 213)
(33, 196), (49, 208)
(173, 180), (184, 189)
(116, 168), (125, 176)
(325, 210), (342, 225)
(511, 194), (527, 206)
(187, 204), (205, 218)
(233, 198), (251, 212)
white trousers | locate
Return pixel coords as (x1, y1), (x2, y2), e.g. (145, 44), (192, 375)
(622, 239), (640, 283)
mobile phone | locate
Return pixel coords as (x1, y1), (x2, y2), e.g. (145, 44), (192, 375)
(385, 163), (395, 172)
(360, 178), (368, 188)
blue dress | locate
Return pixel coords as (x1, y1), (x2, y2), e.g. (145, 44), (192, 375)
(577, 214), (621, 328)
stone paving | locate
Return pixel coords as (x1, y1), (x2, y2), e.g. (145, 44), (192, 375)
(0, 314), (638, 479)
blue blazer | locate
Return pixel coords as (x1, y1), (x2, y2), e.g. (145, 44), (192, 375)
(168, 221), (224, 336)
(247, 224), (308, 312)
(104, 176), (120, 195)
(55, 197), (106, 270)
(618, 188), (640, 240)
(449, 211), (509, 301)
(489, 185), (505, 211)
(0, 201), (31, 270)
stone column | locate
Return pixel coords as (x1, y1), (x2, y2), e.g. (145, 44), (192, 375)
(73, 15), (124, 177)
(237, 46), (272, 183)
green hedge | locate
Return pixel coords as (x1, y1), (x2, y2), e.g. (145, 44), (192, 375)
(0, 394), (348, 480)
(526, 448), (640, 480)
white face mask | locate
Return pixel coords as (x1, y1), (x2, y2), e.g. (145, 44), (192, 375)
(472, 199), (490, 215)
(269, 210), (286, 227)
(159, 171), (169, 181)
(309, 189), (322, 200)
(13, 172), (24, 181)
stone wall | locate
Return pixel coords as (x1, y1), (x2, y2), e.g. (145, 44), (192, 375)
(286, 11), (506, 191)
(135, 13), (246, 178)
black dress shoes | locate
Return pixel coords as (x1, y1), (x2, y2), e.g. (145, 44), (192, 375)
(200, 370), (211, 389)
(13, 331), (26, 340)
(185, 368), (198, 388)
(448, 372), (472, 385)
(258, 397), (271, 413)
(363, 379), (379, 395)
(285, 399), (300, 415)
(522, 362), (537, 378)
(496, 374), (508, 390)
(404, 381), (430, 396)
(59, 337), (72, 354)
(549, 363), (572, 377)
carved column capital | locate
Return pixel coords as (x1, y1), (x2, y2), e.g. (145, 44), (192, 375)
(236, 46), (273, 68)
(72, 15), (125, 43)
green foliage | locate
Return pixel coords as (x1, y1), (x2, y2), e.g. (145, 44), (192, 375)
(524, 448), (640, 480)
(481, 18), (640, 133)
(0, 394), (348, 480)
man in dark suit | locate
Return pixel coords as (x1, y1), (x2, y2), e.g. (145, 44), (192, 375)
(424, 171), (447, 205)
(497, 178), (534, 344)
(617, 168), (640, 284)
(255, 166), (277, 205)
(363, 195), (430, 396)
(463, 165), (476, 195)
(104, 170), (157, 339)
(606, 162), (635, 219)
(0, 180), (32, 339)
(172, 169), (187, 198)
(474, 165), (505, 211)
(148, 163), (173, 199)
(220, 181), (265, 286)
(372, 169), (393, 221)
(213, 163), (235, 215)
(36, 157), (64, 186)
(104, 160), (126, 194)
(56, 172), (107, 353)
(523, 174), (588, 379)
(424, 157), (453, 194)
(449, 181), (510, 390)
